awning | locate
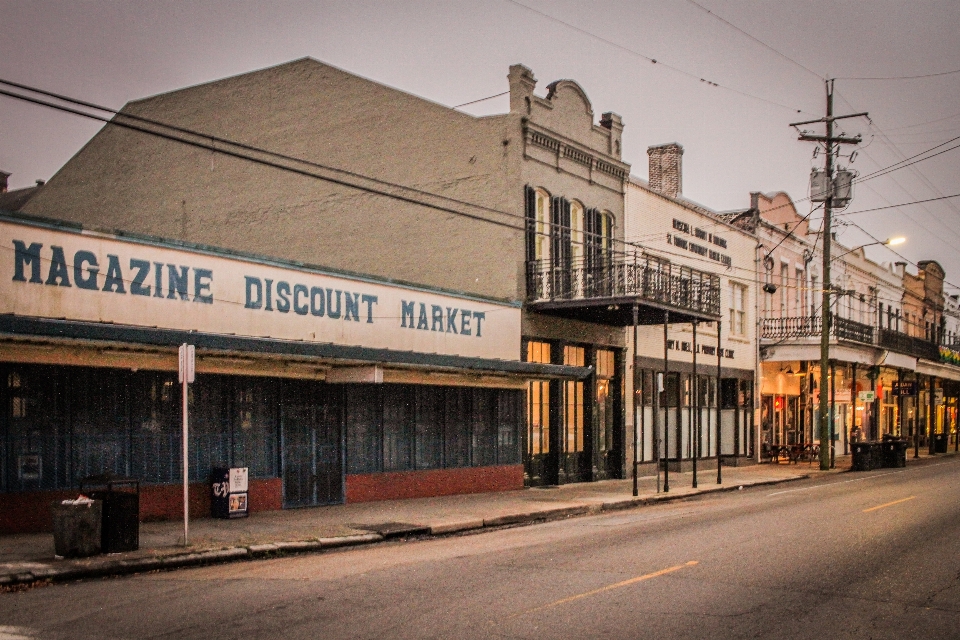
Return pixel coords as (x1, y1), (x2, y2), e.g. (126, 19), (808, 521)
(0, 315), (592, 380)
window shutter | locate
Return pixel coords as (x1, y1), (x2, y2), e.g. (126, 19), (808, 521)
(585, 207), (599, 270)
(524, 186), (536, 262)
(551, 196), (563, 271)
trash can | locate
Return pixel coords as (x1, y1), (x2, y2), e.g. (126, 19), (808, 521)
(211, 467), (249, 519)
(80, 473), (140, 553)
(852, 441), (882, 471)
(934, 433), (948, 453)
(882, 439), (908, 468)
(51, 498), (102, 558)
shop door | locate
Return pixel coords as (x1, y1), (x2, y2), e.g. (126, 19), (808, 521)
(560, 346), (590, 483)
(525, 378), (555, 486)
(281, 381), (342, 508)
(592, 349), (619, 480)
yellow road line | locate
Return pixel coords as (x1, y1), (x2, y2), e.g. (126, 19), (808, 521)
(512, 561), (699, 618)
(863, 496), (916, 513)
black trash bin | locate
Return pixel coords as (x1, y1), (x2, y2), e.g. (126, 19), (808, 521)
(51, 499), (102, 558)
(852, 441), (883, 471)
(882, 439), (908, 468)
(934, 433), (948, 453)
(80, 473), (140, 553)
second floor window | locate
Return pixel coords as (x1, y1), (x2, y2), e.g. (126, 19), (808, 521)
(729, 282), (747, 336)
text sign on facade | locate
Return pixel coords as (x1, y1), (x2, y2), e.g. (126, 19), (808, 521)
(2, 219), (521, 361)
(892, 381), (918, 397)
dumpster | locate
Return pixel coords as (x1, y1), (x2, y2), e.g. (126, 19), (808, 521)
(851, 441), (883, 471)
(934, 433), (948, 453)
(52, 498), (102, 558)
(211, 467), (249, 519)
(881, 439), (908, 468)
(80, 473), (140, 553)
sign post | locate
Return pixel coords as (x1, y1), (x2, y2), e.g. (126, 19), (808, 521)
(178, 343), (195, 546)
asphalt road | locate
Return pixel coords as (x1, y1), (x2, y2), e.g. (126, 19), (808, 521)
(3, 459), (960, 640)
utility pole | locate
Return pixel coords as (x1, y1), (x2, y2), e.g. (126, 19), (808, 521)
(790, 79), (867, 471)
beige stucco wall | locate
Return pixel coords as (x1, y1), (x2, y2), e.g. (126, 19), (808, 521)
(624, 181), (757, 374)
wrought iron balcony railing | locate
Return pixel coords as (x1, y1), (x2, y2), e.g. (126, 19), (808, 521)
(878, 327), (941, 361)
(760, 314), (947, 361)
(525, 254), (721, 318)
(760, 314), (874, 345)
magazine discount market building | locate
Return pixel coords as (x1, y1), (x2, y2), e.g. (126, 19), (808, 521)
(0, 213), (588, 533)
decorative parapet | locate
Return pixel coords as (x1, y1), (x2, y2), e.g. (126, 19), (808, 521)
(525, 127), (629, 181)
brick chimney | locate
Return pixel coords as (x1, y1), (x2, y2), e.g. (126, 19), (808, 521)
(0, 171), (9, 193)
(647, 143), (683, 198)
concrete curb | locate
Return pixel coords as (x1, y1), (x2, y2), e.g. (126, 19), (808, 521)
(0, 474), (808, 589)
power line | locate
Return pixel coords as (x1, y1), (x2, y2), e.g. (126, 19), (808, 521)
(845, 219), (960, 293)
(855, 138), (960, 185)
(880, 109), (960, 133)
(837, 68), (960, 81)
(503, 0), (813, 116)
(810, 193), (960, 218)
(0, 77), (727, 272)
(0, 77), (524, 227)
(683, 0), (824, 80)
(0, 85), (529, 236)
(453, 91), (508, 109)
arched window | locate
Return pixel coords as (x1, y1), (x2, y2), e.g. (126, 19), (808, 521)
(525, 186), (552, 263)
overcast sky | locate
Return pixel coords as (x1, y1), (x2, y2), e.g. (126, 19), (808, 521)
(2, 0), (959, 290)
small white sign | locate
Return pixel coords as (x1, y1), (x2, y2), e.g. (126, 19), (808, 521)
(858, 391), (875, 402)
(229, 467), (248, 493)
(178, 343), (195, 383)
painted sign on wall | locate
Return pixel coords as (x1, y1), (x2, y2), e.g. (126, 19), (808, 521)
(2, 218), (521, 361)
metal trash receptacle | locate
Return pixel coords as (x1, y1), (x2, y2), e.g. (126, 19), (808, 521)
(934, 433), (948, 453)
(882, 439), (907, 468)
(80, 473), (140, 553)
(52, 499), (102, 558)
(852, 442), (883, 471)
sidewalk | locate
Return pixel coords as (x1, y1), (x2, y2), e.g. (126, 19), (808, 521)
(0, 453), (893, 589)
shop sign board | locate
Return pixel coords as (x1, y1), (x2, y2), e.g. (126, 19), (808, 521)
(857, 390), (876, 403)
(892, 381), (917, 397)
(2, 218), (521, 360)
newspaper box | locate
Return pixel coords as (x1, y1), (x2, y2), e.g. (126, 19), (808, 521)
(211, 467), (249, 518)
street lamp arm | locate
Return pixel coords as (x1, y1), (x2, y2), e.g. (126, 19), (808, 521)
(831, 237), (905, 262)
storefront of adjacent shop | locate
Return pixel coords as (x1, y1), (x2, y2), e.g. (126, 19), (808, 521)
(0, 214), (588, 534)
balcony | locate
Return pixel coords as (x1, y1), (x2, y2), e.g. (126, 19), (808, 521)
(525, 253), (721, 326)
(878, 327), (941, 361)
(760, 314), (946, 361)
(760, 314), (875, 345)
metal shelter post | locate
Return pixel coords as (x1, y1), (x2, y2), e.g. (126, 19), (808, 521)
(632, 304), (639, 497)
(663, 311), (670, 493)
(830, 361), (836, 468)
(716, 320), (722, 484)
(929, 375), (936, 455)
(692, 320), (698, 488)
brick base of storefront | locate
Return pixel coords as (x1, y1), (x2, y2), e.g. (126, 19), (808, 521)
(0, 478), (283, 535)
(1, 467), (524, 534)
(346, 465), (524, 503)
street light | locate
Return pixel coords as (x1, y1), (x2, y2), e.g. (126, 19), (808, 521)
(832, 237), (905, 262)
(818, 235), (904, 470)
